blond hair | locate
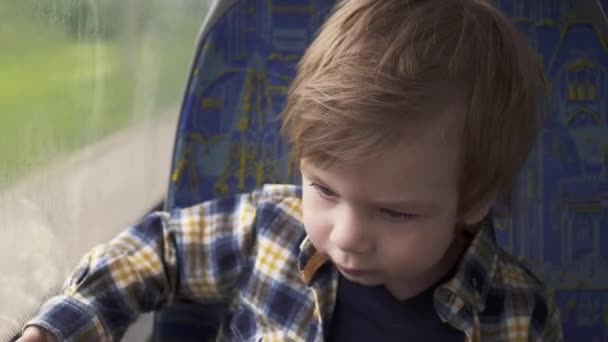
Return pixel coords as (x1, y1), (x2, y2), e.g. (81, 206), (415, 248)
(281, 0), (546, 215)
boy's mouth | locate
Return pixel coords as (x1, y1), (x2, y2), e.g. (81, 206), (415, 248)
(336, 265), (376, 278)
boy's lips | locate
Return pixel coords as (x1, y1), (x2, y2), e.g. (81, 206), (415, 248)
(336, 265), (376, 278)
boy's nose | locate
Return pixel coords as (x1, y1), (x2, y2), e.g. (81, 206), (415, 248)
(329, 213), (373, 254)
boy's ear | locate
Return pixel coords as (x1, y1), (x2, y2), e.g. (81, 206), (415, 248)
(459, 198), (496, 226)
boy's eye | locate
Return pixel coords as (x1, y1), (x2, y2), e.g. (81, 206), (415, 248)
(379, 208), (417, 221)
(310, 182), (337, 199)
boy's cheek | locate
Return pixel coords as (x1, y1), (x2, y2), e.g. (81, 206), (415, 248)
(301, 207), (333, 254)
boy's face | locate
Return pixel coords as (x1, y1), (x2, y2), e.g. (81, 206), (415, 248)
(301, 117), (469, 299)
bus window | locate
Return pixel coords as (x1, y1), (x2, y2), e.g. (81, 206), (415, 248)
(0, 0), (209, 338)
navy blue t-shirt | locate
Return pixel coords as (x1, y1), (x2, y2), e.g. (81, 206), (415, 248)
(327, 273), (464, 341)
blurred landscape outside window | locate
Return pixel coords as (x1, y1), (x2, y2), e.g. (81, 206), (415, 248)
(0, 0), (209, 338)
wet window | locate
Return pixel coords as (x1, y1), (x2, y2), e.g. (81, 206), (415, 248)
(0, 0), (209, 337)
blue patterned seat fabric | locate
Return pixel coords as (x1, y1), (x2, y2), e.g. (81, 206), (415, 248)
(157, 0), (608, 340)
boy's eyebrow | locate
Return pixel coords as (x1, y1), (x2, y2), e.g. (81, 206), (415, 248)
(303, 172), (336, 191)
(300, 163), (327, 183)
(301, 163), (439, 212)
(367, 198), (439, 213)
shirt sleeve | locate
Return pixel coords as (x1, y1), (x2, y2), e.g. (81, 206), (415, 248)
(532, 291), (564, 342)
(23, 193), (258, 341)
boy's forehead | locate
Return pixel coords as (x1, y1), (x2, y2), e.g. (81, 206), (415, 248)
(298, 99), (466, 194)
(300, 103), (464, 167)
(300, 125), (461, 201)
(394, 103), (466, 146)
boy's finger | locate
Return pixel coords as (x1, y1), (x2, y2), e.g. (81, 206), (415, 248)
(17, 326), (48, 342)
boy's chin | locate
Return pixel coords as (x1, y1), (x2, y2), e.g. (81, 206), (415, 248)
(336, 266), (382, 286)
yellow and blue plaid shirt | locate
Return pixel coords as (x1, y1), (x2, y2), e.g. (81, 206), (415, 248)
(26, 184), (562, 341)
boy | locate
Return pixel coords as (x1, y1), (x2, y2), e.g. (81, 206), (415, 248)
(20, 0), (562, 341)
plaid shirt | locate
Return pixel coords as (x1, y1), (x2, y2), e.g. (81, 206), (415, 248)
(26, 184), (562, 341)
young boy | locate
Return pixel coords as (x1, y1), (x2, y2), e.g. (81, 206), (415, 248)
(20, 0), (563, 341)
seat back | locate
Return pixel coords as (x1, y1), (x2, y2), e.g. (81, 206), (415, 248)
(493, 1), (608, 340)
(166, 0), (338, 209)
(160, 0), (608, 339)
(158, 0), (334, 339)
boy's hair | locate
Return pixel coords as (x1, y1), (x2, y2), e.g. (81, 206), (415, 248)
(281, 0), (546, 216)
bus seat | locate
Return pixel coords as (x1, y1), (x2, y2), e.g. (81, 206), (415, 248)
(157, 0), (334, 340)
(159, 0), (608, 340)
(493, 1), (608, 340)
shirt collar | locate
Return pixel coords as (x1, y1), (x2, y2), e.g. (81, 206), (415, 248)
(298, 219), (500, 309)
(298, 236), (328, 284)
(440, 219), (499, 312)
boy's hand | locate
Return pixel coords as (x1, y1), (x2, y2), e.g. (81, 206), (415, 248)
(17, 326), (58, 342)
